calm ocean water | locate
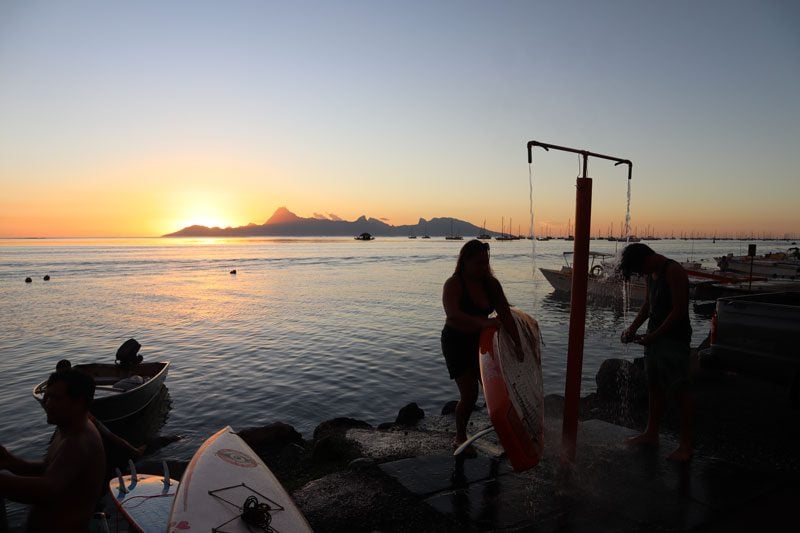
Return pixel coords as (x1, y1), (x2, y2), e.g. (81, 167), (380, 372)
(0, 236), (785, 524)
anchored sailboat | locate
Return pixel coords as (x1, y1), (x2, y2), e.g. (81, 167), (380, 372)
(478, 219), (492, 240)
(445, 219), (463, 240)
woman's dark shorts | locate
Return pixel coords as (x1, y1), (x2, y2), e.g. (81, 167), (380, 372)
(441, 326), (480, 380)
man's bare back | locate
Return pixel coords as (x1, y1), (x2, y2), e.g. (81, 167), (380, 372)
(0, 370), (106, 532)
(26, 419), (105, 532)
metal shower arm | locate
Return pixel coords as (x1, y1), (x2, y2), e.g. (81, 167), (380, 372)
(527, 140), (632, 180)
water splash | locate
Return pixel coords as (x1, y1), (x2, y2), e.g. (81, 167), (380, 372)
(616, 358), (631, 425)
(622, 279), (630, 356)
(622, 178), (632, 353)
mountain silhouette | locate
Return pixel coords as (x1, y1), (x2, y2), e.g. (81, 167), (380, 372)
(265, 206), (301, 225)
(163, 207), (497, 238)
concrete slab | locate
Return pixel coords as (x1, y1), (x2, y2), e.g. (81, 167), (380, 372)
(424, 470), (645, 532)
(378, 454), (512, 497)
(380, 418), (786, 531)
(640, 453), (781, 512)
(424, 474), (552, 531)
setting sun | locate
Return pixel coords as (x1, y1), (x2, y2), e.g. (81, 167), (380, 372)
(174, 214), (230, 230)
(162, 188), (243, 234)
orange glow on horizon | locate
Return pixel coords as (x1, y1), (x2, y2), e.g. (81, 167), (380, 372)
(1, 152), (798, 238)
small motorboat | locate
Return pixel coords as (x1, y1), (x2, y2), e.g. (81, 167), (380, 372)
(33, 361), (170, 423)
(715, 250), (800, 279)
(354, 232), (375, 241)
(539, 251), (648, 303)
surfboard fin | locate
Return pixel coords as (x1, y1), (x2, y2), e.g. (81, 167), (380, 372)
(115, 468), (129, 494)
(162, 460), (171, 489)
(127, 459), (138, 489)
(453, 426), (495, 456)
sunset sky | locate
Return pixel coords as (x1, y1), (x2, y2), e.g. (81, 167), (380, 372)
(1, 1), (798, 238)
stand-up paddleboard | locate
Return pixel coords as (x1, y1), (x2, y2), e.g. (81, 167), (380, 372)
(110, 460), (178, 533)
(168, 426), (312, 533)
(478, 308), (544, 471)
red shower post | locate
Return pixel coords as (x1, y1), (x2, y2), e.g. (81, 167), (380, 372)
(562, 161), (592, 464)
(527, 141), (631, 465)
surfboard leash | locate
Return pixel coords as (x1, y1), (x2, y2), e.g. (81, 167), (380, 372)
(208, 482), (284, 532)
(242, 495), (274, 532)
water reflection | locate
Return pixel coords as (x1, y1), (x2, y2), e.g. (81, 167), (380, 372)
(447, 457), (504, 526)
(0, 238), (753, 462)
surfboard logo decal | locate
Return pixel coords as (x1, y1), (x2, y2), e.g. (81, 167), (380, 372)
(215, 448), (257, 468)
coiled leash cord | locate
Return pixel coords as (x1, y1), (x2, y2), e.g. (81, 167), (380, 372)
(242, 495), (273, 532)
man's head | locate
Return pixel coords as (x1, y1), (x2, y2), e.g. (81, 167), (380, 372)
(44, 369), (95, 426)
(619, 243), (656, 280)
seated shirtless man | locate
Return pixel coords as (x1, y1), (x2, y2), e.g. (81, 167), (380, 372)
(0, 369), (106, 532)
(56, 359), (145, 459)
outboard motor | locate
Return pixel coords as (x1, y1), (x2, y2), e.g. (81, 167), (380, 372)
(116, 338), (143, 367)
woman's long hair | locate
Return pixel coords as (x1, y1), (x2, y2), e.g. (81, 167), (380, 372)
(454, 239), (491, 276)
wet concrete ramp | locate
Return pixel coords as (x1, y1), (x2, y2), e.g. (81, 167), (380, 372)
(379, 419), (793, 531)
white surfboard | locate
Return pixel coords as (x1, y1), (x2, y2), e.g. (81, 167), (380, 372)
(478, 308), (544, 471)
(168, 426), (312, 533)
(110, 460), (178, 533)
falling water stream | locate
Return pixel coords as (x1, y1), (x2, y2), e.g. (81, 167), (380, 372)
(528, 163), (536, 280)
(624, 178), (632, 241)
(619, 175), (634, 423)
(621, 177), (633, 328)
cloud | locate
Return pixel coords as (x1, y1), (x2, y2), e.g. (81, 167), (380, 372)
(313, 212), (328, 220)
(379, 217), (390, 221)
(328, 213), (343, 221)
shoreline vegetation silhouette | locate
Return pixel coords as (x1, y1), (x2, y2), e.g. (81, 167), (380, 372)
(163, 207), (494, 238)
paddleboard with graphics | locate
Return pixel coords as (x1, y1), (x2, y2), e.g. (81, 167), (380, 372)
(478, 308), (544, 471)
(110, 460), (178, 533)
(168, 426), (312, 533)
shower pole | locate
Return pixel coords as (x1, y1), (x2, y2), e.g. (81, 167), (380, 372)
(527, 140), (632, 465)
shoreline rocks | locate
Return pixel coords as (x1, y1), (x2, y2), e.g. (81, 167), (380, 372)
(238, 421), (304, 456)
(394, 402), (424, 426)
(130, 356), (799, 532)
(312, 417), (372, 440)
(440, 400), (458, 415)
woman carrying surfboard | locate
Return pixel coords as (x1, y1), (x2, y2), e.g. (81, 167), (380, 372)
(441, 239), (522, 453)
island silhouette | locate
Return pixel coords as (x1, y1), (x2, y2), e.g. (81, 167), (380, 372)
(163, 207), (496, 238)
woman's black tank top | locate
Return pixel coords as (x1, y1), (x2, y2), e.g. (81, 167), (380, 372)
(459, 274), (494, 317)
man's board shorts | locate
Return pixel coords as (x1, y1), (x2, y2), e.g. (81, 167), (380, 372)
(644, 336), (690, 391)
